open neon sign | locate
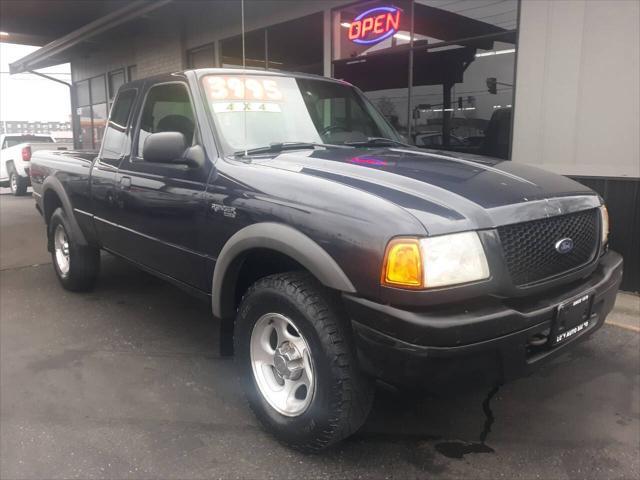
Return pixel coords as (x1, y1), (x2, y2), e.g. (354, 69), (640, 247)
(348, 6), (401, 45)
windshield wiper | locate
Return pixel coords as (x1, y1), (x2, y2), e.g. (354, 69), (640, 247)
(344, 137), (412, 148)
(234, 142), (347, 157)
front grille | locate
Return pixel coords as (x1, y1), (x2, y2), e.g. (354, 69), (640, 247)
(498, 208), (599, 286)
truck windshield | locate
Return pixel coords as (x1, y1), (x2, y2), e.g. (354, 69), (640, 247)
(201, 74), (399, 154)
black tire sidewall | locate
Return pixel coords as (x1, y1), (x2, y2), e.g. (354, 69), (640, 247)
(9, 171), (27, 196)
(236, 285), (344, 447)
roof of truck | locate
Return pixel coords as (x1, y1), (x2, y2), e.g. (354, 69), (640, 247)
(120, 68), (351, 90)
(188, 68), (345, 83)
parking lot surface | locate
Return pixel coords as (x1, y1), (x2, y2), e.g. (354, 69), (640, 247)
(1, 191), (639, 479)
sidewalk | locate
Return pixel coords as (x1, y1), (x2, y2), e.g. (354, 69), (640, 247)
(606, 292), (640, 332)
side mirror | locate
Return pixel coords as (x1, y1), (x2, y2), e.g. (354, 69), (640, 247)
(143, 132), (187, 163)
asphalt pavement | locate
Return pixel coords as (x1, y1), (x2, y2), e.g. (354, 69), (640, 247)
(1, 191), (639, 479)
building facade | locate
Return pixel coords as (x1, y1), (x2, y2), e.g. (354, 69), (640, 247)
(6, 0), (639, 290)
(1, 120), (72, 135)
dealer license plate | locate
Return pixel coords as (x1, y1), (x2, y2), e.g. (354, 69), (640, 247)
(551, 292), (594, 346)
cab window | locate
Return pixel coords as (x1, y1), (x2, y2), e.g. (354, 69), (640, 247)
(136, 83), (195, 159)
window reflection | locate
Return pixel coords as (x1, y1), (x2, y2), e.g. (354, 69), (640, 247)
(333, 0), (518, 159)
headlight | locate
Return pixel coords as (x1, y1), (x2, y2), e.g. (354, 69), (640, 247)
(599, 204), (609, 246)
(381, 232), (490, 289)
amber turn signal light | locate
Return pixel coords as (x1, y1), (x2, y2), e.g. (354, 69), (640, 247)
(381, 238), (423, 288)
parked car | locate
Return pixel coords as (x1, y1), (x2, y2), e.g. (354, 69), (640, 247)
(30, 69), (623, 452)
(0, 133), (62, 195)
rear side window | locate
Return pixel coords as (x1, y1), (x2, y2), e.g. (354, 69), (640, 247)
(136, 83), (195, 159)
(100, 89), (137, 162)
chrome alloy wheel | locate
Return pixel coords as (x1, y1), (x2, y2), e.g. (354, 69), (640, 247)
(10, 173), (17, 192)
(250, 313), (315, 417)
(54, 224), (70, 276)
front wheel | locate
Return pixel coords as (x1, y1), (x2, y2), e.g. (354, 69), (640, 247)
(49, 208), (100, 292)
(235, 272), (373, 452)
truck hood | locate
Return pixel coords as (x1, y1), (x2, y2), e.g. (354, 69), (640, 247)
(253, 147), (600, 235)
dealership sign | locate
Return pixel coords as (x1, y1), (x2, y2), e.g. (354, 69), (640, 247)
(348, 6), (401, 45)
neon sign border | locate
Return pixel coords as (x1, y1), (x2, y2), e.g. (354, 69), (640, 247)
(350, 5), (401, 45)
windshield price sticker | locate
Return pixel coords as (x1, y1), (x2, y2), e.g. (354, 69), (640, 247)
(206, 77), (283, 101)
(211, 102), (282, 113)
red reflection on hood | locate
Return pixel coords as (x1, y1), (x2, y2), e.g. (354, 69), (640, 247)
(349, 156), (388, 166)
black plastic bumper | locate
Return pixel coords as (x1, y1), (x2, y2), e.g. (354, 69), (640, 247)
(344, 251), (623, 386)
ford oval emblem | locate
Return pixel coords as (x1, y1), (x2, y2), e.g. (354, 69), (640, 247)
(555, 238), (574, 254)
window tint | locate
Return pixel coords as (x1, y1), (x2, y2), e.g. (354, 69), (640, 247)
(101, 89), (137, 162)
(136, 84), (195, 158)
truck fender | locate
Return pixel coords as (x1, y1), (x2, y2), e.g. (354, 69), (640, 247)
(42, 176), (88, 247)
(211, 222), (356, 320)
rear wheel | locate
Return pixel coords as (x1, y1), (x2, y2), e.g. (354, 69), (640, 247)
(9, 171), (27, 196)
(49, 208), (100, 291)
(235, 272), (373, 452)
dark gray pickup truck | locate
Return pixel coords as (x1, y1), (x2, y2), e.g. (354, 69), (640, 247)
(30, 69), (623, 451)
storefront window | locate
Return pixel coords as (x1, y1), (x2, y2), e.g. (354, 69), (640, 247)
(76, 106), (92, 150)
(76, 80), (90, 107)
(91, 103), (108, 148)
(74, 74), (111, 150)
(108, 69), (125, 101)
(267, 13), (323, 75)
(220, 13), (323, 74)
(332, 0), (518, 159)
(127, 65), (137, 81)
(333, 1), (413, 61)
(221, 29), (266, 69)
(90, 76), (106, 104)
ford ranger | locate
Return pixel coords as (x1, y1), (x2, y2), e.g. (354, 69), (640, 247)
(30, 69), (623, 452)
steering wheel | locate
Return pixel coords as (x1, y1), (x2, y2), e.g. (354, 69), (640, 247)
(320, 125), (349, 137)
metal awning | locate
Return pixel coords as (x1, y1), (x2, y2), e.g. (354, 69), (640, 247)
(6, 0), (171, 74)
(0, 0), (129, 46)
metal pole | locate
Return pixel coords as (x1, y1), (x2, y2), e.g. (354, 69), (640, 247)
(406, 0), (415, 141)
(27, 71), (79, 149)
(442, 82), (452, 147)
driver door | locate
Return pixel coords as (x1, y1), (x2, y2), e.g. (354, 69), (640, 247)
(110, 81), (213, 291)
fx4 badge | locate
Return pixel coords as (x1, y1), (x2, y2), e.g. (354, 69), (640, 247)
(211, 203), (237, 218)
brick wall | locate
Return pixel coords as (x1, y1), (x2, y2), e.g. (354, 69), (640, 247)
(71, 17), (184, 82)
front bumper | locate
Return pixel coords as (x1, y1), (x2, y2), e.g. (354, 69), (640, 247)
(344, 251), (623, 387)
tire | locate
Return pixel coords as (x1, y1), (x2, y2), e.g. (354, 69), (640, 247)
(49, 207), (100, 292)
(235, 272), (373, 452)
(9, 171), (28, 196)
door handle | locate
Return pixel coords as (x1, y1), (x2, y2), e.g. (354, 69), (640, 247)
(119, 176), (131, 190)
